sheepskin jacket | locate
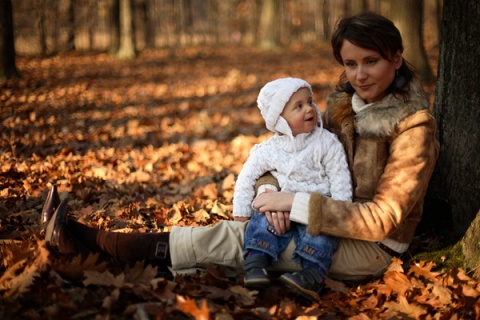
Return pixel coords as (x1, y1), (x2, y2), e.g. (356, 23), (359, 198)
(308, 79), (439, 245)
(258, 79), (439, 246)
(233, 127), (352, 218)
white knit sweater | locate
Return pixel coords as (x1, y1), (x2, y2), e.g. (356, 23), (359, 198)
(233, 127), (352, 217)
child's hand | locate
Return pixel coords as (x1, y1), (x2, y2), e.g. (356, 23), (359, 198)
(265, 211), (291, 235)
(234, 216), (250, 222)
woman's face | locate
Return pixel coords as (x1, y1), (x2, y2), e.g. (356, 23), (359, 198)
(340, 40), (403, 103)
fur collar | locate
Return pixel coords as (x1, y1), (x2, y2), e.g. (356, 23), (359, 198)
(326, 79), (429, 137)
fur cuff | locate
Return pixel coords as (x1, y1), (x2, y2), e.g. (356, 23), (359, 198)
(306, 192), (323, 235)
(254, 172), (280, 193)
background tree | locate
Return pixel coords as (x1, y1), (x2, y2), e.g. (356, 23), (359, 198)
(322, 0), (332, 41)
(139, 0), (155, 48)
(0, 0), (20, 82)
(66, 0), (76, 51)
(35, 0), (47, 55)
(109, 0), (120, 53)
(389, 0), (434, 82)
(257, 0), (277, 49)
(343, 0), (368, 16)
(116, 0), (136, 59)
(424, 0), (442, 49)
(430, 0), (480, 239)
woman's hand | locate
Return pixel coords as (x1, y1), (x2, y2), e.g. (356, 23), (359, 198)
(234, 216), (250, 222)
(253, 189), (295, 213)
(264, 211), (291, 235)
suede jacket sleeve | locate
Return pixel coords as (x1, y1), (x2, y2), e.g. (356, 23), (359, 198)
(306, 110), (439, 242)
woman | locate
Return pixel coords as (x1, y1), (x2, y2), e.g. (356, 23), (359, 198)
(43, 11), (439, 300)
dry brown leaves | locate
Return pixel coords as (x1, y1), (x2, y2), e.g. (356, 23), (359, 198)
(1, 45), (476, 319)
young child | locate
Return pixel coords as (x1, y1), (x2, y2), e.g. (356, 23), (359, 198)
(232, 77), (352, 301)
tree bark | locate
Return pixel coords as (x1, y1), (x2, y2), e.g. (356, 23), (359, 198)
(430, 0), (480, 234)
(389, 0), (433, 82)
(0, 0), (20, 82)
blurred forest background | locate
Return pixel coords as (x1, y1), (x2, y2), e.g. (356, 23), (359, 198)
(11, 0), (441, 64)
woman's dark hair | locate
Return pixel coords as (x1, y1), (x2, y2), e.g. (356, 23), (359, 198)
(331, 11), (414, 97)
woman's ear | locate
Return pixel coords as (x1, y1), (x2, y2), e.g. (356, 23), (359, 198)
(393, 50), (403, 68)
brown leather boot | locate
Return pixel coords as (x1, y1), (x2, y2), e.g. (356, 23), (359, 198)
(40, 185), (61, 232)
(45, 199), (79, 255)
(45, 198), (172, 274)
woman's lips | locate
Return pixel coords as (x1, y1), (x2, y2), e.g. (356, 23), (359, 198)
(358, 84), (372, 90)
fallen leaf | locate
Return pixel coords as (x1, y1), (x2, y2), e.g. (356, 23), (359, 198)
(381, 296), (428, 319)
(177, 296), (209, 320)
(383, 271), (412, 297)
(83, 269), (125, 288)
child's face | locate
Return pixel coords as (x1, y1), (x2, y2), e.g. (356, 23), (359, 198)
(280, 87), (317, 136)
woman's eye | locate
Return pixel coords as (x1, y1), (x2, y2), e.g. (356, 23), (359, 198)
(345, 62), (355, 68)
(367, 59), (377, 65)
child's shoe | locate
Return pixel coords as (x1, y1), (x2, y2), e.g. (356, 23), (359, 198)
(279, 267), (325, 301)
(243, 254), (270, 289)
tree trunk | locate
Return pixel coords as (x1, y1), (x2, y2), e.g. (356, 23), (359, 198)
(36, 0), (48, 55)
(424, 0), (442, 49)
(257, 0), (277, 49)
(52, 0), (59, 52)
(116, 0), (136, 59)
(65, 0), (76, 51)
(389, 0), (433, 82)
(351, 0), (367, 13)
(322, 0), (331, 41)
(141, 0), (155, 48)
(109, 0), (120, 53)
(88, 0), (95, 50)
(0, 0), (20, 82)
(430, 0), (480, 235)
(343, 0), (368, 16)
(217, 0), (230, 44)
(462, 210), (480, 280)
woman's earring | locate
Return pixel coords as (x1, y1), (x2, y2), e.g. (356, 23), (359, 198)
(343, 81), (355, 94)
(392, 70), (406, 89)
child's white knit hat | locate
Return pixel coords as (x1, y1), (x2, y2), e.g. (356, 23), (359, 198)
(257, 77), (314, 135)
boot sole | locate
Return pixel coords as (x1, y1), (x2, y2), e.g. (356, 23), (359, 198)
(41, 186), (60, 231)
(244, 277), (270, 289)
(45, 199), (68, 248)
(279, 274), (321, 302)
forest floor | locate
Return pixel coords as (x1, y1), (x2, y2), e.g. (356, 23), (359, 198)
(1, 43), (479, 319)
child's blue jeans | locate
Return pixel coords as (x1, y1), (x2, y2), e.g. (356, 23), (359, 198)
(244, 211), (338, 274)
